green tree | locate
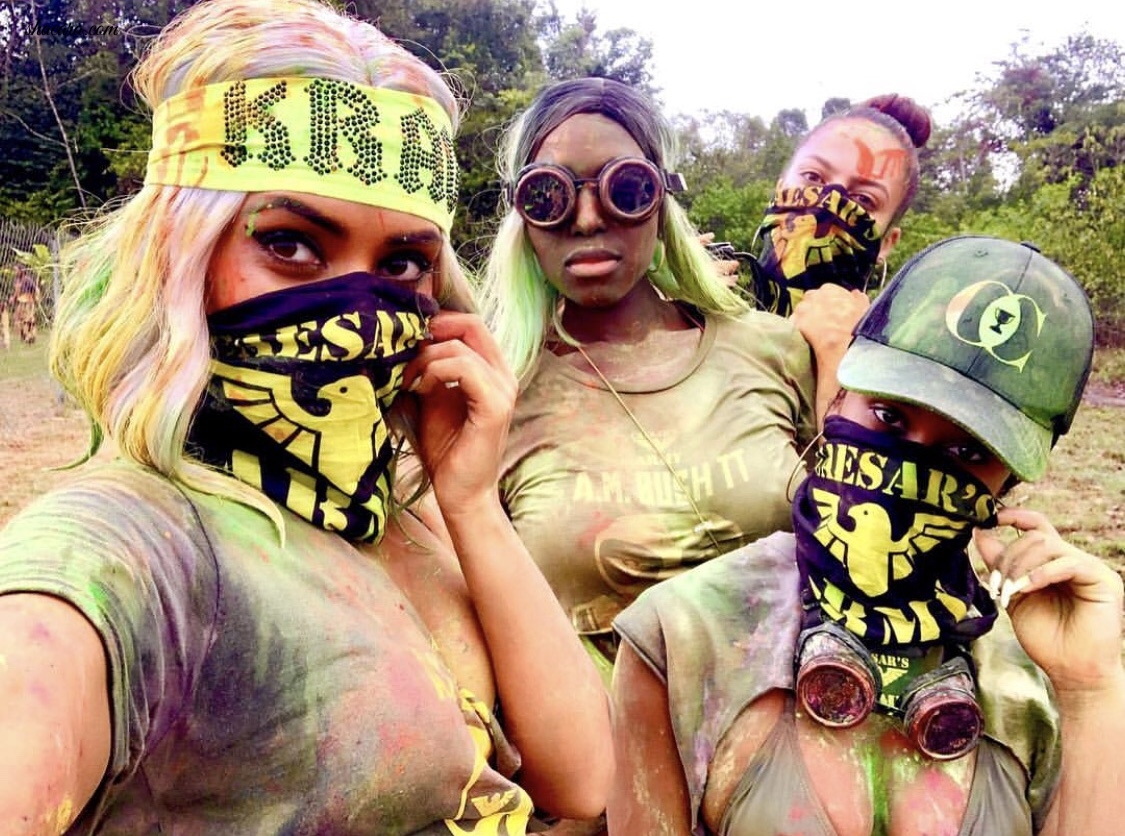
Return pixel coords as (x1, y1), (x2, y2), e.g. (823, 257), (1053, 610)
(0, 0), (199, 222)
(352, 0), (547, 266)
(537, 4), (656, 93)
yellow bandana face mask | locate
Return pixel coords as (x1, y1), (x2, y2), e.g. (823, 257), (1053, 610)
(145, 77), (458, 232)
(188, 272), (438, 542)
(750, 184), (883, 316)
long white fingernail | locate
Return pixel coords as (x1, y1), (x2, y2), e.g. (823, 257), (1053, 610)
(443, 380), (460, 389)
(989, 570), (1002, 600)
(1000, 575), (1031, 609)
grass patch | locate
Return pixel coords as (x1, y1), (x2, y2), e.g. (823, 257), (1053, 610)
(1091, 346), (1125, 387)
(1007, 405), (1125, 572)
(0, 336), (51, 380)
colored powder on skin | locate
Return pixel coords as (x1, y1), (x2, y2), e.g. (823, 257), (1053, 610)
(245, 201), (281, 237)
(860, 745), (890, 836)
(245, 206), (263, 237)
(888, 749), (924, 785)
(45, 796), (73, 834)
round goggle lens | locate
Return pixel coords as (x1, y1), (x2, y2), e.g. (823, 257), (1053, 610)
(515, 170), (572, 226)
(606, 163), (660, 218)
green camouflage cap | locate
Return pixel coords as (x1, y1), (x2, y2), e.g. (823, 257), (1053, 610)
(837, 235), (1093, 482)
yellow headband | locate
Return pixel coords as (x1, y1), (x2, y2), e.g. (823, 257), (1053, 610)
(145, 77), (458, 232)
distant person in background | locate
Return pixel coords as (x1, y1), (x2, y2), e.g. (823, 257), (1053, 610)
(0, 275), (11, 350)
(12, 265), (39, 345)
(609, 235), (1125, 836)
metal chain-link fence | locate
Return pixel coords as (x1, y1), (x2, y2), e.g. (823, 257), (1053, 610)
(0, 218), (62, 350)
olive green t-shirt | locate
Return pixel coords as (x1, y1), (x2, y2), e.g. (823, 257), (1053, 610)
(0, 461), (533, 834)
(502, 310), (817, 643)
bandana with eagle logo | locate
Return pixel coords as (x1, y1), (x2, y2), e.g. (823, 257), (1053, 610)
(793, 415), (999, 651)
(751, 183), (883, 316)
(189, 271), (437, 543)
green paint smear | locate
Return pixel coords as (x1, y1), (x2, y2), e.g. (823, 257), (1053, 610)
(861, 744), (889, 836)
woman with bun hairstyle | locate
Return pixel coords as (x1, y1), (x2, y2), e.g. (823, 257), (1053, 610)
(748, 94), (933, 421)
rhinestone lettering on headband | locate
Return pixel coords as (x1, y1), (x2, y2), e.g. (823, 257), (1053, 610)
(145, 78), (458, 232)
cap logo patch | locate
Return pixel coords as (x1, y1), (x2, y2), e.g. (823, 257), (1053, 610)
(944, 280), (1046, 371)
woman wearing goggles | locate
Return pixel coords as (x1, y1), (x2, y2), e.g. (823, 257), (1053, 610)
(480, 78), (818, 682)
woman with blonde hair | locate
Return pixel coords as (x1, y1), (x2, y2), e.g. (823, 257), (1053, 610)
(479, 77), (818, 676)
(0, 1), (610, 832)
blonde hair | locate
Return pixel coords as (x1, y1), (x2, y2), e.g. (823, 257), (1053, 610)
(479, 77), (748, 384)
(51, 0), (468, 517)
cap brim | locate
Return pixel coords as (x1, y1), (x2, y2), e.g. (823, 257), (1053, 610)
(837, 337), (1052, 482)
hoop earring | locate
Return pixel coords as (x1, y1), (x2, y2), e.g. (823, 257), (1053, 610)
(785, 429), (824, 502)
(647, 239), (667, 275)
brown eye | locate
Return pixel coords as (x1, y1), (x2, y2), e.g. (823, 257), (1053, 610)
(377, 251), (433, 283)
(945, 443), (990, 466)
(253, 230), (322, 267)
(871, 403), (906, 432)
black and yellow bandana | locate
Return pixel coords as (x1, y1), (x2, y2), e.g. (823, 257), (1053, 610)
(188, 272), (437, 542)
(751, 184), (882, 316)
(793, 416), (998, 652)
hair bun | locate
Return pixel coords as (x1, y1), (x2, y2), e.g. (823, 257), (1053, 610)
(859, 93), (932, 148)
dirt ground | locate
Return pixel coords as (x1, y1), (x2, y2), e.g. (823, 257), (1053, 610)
(0, 371), (103, 525)
(3, 362), (1125, 555)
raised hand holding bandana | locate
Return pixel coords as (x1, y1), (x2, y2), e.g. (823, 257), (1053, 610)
(188, 272), (438, 542)
(751, 184), (883, 316)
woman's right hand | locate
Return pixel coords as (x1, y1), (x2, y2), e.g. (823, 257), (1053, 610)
(401, 311), (517, 523)
(973, 508), (1125, 696)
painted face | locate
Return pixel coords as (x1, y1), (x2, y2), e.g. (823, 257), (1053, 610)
(523, 113), (660, 311)
(836, 391), (1011, 493)
(780, 119), (910, 257)
(207, 191), (443, 313)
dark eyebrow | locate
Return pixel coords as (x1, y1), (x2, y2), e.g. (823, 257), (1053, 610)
(800, 154), (890, 200)
(389, 229), (443, 247)
(245, 195), (346, 236)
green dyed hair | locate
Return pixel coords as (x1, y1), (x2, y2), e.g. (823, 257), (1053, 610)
(480, 77), (748, 384)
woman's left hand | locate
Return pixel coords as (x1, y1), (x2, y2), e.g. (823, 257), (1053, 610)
(973, 508), (1124, 696)
(402, 311), (517, 517)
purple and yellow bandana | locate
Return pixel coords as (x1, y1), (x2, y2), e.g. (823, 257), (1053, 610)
(751, 183), (882, 316)
(188, 271), (437, 543)
(793, 415), (998, 652)
(145, 77), (458, 232)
